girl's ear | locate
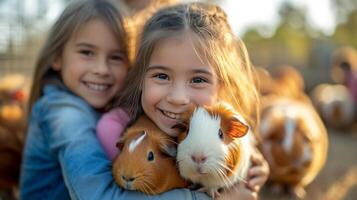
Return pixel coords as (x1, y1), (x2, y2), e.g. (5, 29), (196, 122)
(52, 57), (62, 71)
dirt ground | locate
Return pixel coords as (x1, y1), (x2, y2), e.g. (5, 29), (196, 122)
(260, 127), (357, 200)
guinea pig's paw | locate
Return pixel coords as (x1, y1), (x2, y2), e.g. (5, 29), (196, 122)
(289, 186), (306, 199)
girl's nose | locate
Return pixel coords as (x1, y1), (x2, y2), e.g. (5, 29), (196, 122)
(166, 84), (190, 105)
(93, 59), (110, 76)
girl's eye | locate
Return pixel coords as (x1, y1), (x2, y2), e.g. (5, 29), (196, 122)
(153, 73), (169, 80)
(191, 77), (207, 83)
(110, 54), (126, 62)
(147, 151), (155, 161)
(79, 50), (94, 57)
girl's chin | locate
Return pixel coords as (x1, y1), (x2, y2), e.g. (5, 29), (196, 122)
(159, 125), (180, 137)
(166, 130), (180, 137)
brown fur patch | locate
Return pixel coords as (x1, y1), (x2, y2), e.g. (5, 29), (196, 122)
(225, 144), (241, 176)
(205, 103), (248, 141)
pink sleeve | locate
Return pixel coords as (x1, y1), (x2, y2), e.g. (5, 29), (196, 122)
(96, 107), (131, 160)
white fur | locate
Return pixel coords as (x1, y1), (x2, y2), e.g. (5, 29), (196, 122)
(177, 107), (253, 190)
(301, 143), (312, 165)
(283, 111), (297, 154)
(128, 132), (146, 153)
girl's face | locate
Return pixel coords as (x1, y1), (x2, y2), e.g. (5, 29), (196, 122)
(52, 18), (128, 109)
(141, 32), (221, 137)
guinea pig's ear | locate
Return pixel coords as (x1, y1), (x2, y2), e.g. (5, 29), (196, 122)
(116, 138), (125, 152)
(228, 117), (249, 138)
(181, 104), (196, 123)
(177, 129), (188, 144)
(160, 140), (177, 158)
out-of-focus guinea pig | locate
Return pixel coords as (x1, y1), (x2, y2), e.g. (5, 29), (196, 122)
(0, 74), (28, 199)
(0, 126), (23, 191)
(0, 74), (29, 131)
(176, 102), (255, 198)
(310, 83), (355, 129)
(112, 115), (188, 195)
(259, 98), (328, 199)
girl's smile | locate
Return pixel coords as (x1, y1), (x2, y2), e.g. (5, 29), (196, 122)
(82, 81), (111, 92)
(160, 109), (182, 120)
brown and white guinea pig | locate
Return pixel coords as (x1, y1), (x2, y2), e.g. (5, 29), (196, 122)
(259, 97), (328, 199)
(310, 83), (355, 129)
(176, 102), (255, 197)
(112, 115), (188, 195)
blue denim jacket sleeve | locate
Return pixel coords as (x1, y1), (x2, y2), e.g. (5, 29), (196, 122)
(22, 85), (211, 200)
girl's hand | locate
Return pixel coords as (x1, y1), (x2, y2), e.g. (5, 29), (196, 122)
(216, 183), (258, 200)
(246, 149), (270, 192)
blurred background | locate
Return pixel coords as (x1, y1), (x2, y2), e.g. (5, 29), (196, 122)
(0, 0), (356, 199)
(0, 0), (356, 87)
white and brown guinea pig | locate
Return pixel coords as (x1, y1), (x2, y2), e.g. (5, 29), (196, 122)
(310, 83), (355, 129)
(259, 98), (328, 198)
(112, 115), (188, 195)
(177, 102), (255, 197)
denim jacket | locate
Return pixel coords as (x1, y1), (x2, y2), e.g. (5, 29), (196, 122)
(20, 84), (210, 200)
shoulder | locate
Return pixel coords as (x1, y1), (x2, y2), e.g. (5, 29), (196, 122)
(32, 84), (99, 125)
(97, 107), (130, 133)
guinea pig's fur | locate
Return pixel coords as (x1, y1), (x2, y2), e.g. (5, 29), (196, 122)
(112, 115), (188, 194)
(259, 97), (328, 198)
(0, 74), (28, 198)
(0, 126), (23, 192)
(271, 65), (305, 99)
(176, 102), (254, 196)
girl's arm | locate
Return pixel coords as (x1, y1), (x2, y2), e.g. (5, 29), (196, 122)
(47, 99), (211, 200)
(96, 107), (130, 160)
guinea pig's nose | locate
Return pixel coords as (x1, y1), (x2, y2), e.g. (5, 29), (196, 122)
(122, 176), (135, 182)
(191, 154), (207, 164)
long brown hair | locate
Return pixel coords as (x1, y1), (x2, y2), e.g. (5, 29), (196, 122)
(118, 2), (260, 129)
(28, 0), (132, 114)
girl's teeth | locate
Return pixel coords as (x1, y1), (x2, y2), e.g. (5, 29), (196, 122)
(86, 83), (109, 91)
(163, 110), (180, 119)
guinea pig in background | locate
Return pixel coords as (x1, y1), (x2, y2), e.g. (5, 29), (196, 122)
(112, 115), (188, 195)
(0, 74), (29, 199)
(259, 98), (328, 199)
(176, 102), (255, 198)
(310, 83), (355, 129)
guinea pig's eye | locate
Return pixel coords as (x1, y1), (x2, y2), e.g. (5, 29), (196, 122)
(218, 129), (224, 140)
(147, 151), (154, 161)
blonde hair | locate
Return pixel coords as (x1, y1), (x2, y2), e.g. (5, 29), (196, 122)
(119, 2), (260, 128)
(28, 0), (132, 113)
